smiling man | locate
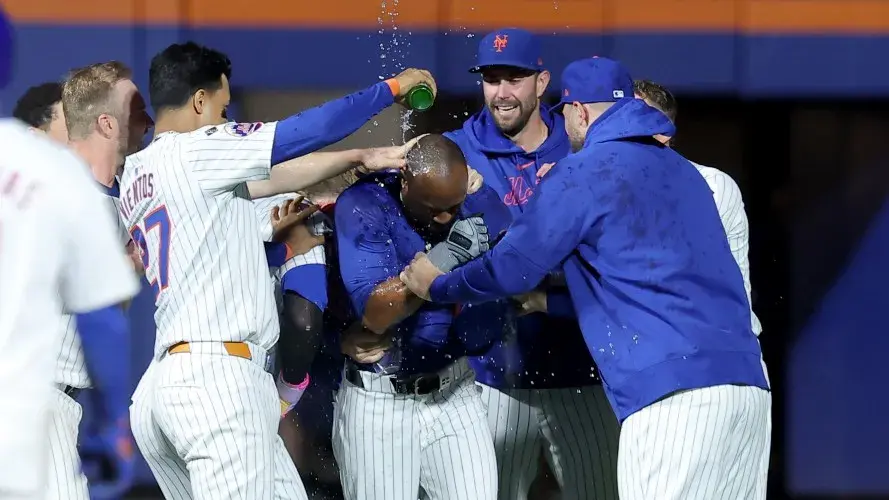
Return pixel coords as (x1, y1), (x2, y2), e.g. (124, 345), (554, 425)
(401, 57), (771, 500)
(443, 28), (618, 500)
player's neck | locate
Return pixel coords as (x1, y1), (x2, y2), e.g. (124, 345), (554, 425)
(508, 110), (548, 153)
(153, 110), (199, 137)
(69, 139), (118, 187)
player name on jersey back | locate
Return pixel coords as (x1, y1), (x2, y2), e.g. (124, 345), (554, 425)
(118, 123), (282, 357)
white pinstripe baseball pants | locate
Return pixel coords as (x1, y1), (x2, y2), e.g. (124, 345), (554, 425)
(479, 384), (620, 500)
(45, 387), (89, 500)
(617, 384), (772, 500)
(130, 342), (309, 500)
(332, 358), (498, 500)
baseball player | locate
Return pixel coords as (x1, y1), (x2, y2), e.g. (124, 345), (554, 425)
(444, 28), (619, 500)
(253, 192), (330, 414)
(123, 41), (436, 500)
(401, 57), (772, 500)
(27, 61), (153, 500)
(0, 117), (140, 500)
(633, 79), (763, 336)
(333, 134), (498, 500)
(252, 143), (425, 417)
(12, 81), (69, 142)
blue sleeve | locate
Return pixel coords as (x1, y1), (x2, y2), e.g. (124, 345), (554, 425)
(547, 290), (576, 318)
(430, 163), (594, 304)
(74, 306), (130, 422)
(334, 188), (397, 317)
(271, 81), (395, 165)
(282, 264), (329, 311)
(265, 242), (287, 267)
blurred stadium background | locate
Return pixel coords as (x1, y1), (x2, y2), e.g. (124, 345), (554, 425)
(5, 0), (889, 498)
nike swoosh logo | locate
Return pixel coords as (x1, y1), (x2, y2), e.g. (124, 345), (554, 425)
(517, 161), (535, 170)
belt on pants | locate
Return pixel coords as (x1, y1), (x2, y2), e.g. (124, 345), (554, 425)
(167, 341), (253, 360)
(344, 361), (454, 396)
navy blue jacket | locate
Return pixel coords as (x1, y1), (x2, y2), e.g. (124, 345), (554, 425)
(430, 98), (769, 421)
(445, 106), (598, 389)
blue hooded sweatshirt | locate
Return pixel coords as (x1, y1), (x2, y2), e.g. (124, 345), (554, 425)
(430, 98), (769, 421)
(444, 106), (599, 390)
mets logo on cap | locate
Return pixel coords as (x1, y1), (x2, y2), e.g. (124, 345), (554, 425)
(493, 34), (508, 52)
(224, 122), (263, 137)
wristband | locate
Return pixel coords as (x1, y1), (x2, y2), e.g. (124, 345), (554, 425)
(384, 78), (400, 97)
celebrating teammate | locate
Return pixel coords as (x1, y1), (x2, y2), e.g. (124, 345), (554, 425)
(333, 134), (498, 500)
(400, 57), (772, 499)
(444, 28), (619, 500)
(123, 41), (436, 500)
(38, 61), (153, 500)
(251, 139), (428, 418)
(633, 79), (763, 336)
(1, 102), (140, 500)
(12, 81), (68, 143)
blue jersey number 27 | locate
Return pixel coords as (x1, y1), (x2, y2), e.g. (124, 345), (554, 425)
(129, 205), (172, 299)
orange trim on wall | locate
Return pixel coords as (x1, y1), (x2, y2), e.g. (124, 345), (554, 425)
(6, 0), (889, 34)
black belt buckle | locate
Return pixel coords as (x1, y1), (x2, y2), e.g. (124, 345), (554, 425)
(393, 374), (441, 396)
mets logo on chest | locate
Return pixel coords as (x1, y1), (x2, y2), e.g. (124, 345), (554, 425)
(493, 35), (508, 52)
(503, 176), (535, 206)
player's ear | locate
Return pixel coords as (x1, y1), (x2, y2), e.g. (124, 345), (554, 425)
(192, 89), (206, 115)
(97, 113), (115, 138)
(536, 70), (551, 98)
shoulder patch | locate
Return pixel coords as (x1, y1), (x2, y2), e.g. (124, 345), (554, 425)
(204, 126), (218, 136)
(224, 122), (263, 137)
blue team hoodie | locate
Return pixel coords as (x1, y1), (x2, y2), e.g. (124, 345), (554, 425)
(444, 106), (599, 389)
(430, 98), (770, 421)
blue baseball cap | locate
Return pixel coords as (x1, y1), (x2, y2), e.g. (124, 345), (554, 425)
(558, 57), (633, 107)
(469, 28), (544, 73)
(0, 5), (11, 89)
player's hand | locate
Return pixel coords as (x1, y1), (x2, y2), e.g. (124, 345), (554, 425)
(425, 215), (489, 272)
(400, 252), (445, 301)
(356, 134), (427, 174)
(80, 417), (136, 500)
(340, 322), (393, 363)
(467, 166), (483, 194)
(536, 162), (556, 179)
(392, 68), (438, 103)
(271, 197), (325, 254)
(512, 290), (548, 316)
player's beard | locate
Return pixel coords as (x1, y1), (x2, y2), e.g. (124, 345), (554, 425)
(488, 95), (537, 137)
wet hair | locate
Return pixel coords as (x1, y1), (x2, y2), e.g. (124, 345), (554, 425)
(404, 134), (467, 180)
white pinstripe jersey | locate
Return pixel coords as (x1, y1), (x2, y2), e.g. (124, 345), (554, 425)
(692, 162), (762, 335)
(118, 122), (282, 358)
(56, 190), (131, 388)
(252, 193), (327, 311)
(0, 120), (139, 396)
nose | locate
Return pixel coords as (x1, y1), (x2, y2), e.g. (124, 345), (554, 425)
(495, 82), (512, 100)
(433, 211), (455, 225)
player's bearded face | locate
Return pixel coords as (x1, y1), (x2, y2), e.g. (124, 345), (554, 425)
(482, 69), (541, 137)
